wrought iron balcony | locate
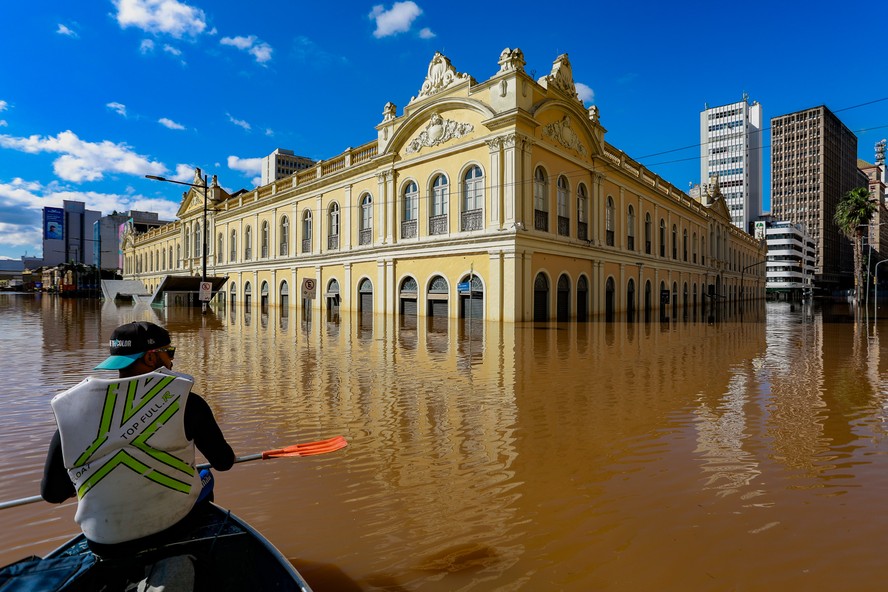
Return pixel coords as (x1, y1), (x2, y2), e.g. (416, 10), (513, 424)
(461, 209), (482, 231)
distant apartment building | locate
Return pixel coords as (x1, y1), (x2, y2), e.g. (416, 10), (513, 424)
(700, 96), (763, 232)
(42, 201), (101, 267)
(754, 218), (815, 299)
(770, 105), (860, 291)
(260, 149), (315, 186)
(94, 210), (171, 272)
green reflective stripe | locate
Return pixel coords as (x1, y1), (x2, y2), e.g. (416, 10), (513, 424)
(73, 384), (118, 468)
(132, 401), (193, 475)
(121, 375), (176, 425)
(78, 450), (192, 498)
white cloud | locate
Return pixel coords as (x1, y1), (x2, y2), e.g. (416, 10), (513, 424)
(107, 102), (128, 117)
(369, 1), (422, 38)
(227, 155), (261, 174)
(226, 114), (251, 131)
(0, 177), (182, 256)
(264, 128), (274, 137)
(163, 44), (182, 56)
(173, 163), (195, 182)
(220, 35), (273, 64)
(418, 27), (435, 39)
(112, 0), (207, 38)
(0, 121), (7, 128)
(140, 39), (155, 54)
(158, 117), (185, 130)
(0, 101), (8, 112)
(575, 82), (595, 103)
(56, 24), (78, 38)
(0, 131), (165, 182)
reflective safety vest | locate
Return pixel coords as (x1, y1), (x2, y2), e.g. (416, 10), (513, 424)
(51, 369), (200, 545)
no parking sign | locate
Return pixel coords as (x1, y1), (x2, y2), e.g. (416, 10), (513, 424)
(302, 278), (317, 299)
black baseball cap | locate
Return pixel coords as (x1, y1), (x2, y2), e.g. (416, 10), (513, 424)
(95, 322), (171, 370)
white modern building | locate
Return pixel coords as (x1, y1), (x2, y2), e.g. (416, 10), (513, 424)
(700, 96), (763, 233)
(754, 219), (815, 299)
(260, 149), (315, 186)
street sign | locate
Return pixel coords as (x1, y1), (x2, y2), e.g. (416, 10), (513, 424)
(457, 282), (471, 294)
(302, 278), (317, 300)
(199, 281), (212, 302)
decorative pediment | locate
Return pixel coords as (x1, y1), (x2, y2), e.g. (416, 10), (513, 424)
(406, 112), (474, 154)
(542, 116), (587, 157)
(411, 52), (472, 103)
(538, 54), (579, 101)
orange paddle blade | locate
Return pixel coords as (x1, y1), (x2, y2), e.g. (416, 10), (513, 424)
(261, 435), (348, 459)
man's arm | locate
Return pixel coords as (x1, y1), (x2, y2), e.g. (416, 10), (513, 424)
(41, 430), (75, 503)
(185, 394), (235, 470)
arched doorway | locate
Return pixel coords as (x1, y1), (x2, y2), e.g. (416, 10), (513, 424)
(280, 281), (289, 318)
(260, 281), (269, 313)
(627, 278), (636, 322)
(577, 276), (589, 322)
(244, 282), (252, 311)
(672, 281), (678, 320)
(399, 277), (418, 329)
(605, 277), (615, 322)
(644, 280), (652, 322)
(358, 278), (373, 331)
(459, 274), (483, 320)
(557, 274), (570, 322)
(229, 282), (236, 309)
(326, 279), (340, 322)
(534, 273), (549, 322)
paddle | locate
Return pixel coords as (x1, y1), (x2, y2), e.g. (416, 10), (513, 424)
(0, 436), (348, 511)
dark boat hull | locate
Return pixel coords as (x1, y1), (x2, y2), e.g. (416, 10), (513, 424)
(0, 502), (312, 591)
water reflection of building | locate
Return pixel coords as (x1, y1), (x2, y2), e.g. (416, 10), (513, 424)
(123, 49), (764, 322)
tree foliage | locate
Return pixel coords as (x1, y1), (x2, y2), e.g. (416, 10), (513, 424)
(834, 187), (877, 302)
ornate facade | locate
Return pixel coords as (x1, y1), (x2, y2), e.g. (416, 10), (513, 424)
(123, 49), (765, 322)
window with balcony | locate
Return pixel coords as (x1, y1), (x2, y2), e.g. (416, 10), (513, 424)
(430, 174), (448, 235)
(360, 194), (373, 245)
(534, 167), (548, 231)
(462, 166), (483, 231)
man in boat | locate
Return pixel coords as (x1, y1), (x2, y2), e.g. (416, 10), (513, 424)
(41, 321), (235, 554)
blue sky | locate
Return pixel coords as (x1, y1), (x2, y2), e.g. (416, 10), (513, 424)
(1, 0), (886, 260)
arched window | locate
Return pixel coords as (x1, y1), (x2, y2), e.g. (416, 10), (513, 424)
(230, 230), (237, 263)
(534, 166), (548, 231)
(169, 246), (173, 269)
(659, 219), (666, 257)
(701, 235), (707, 266)
(645, 213), (652, 254)
(261, 221), (269, 258)
(402, 182), (418, 239)
(217, 233), (223, 264)
(194, 222), (201, 259)
(577, 183), (588, 241)
(627, 205), (636, 251)
(683, 229), (688, 262)
(184, 227), (191, 259)
(328, 203), (340, 250)
(556, 175), (570, 236)
(244, 225), (252, 260)
(430, 174), (448, 235)
(692, 232), (697, 263)
(606, 196), (615, 246)
(462, 166), (483, 231)
(672, 224), (678, 259)
(360, 194), (373, 245)
(302, 210), (312, 253)
(176, 245), (181, 268)
(280, 216), (289, 256)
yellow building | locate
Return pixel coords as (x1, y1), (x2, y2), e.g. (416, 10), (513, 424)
(123, 48), (765, 322)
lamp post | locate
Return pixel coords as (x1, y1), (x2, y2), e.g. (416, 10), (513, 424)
(145, 172), (209, 312)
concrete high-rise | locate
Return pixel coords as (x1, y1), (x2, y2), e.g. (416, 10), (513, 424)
(770, 105), (859, 290)
(260, 149), (315, 186)
(700, 96), (763, 232)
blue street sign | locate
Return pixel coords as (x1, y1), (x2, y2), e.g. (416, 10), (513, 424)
(458, 282), (471, 293)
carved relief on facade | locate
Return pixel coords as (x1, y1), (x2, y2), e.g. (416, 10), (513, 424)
(411, 52), (472, 103)
(538, 53), (579, 101)
(405, 112), (474, 154)
(542, 116), (587, 157)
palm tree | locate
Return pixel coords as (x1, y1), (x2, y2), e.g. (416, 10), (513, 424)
(834, 187), (877, 303)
